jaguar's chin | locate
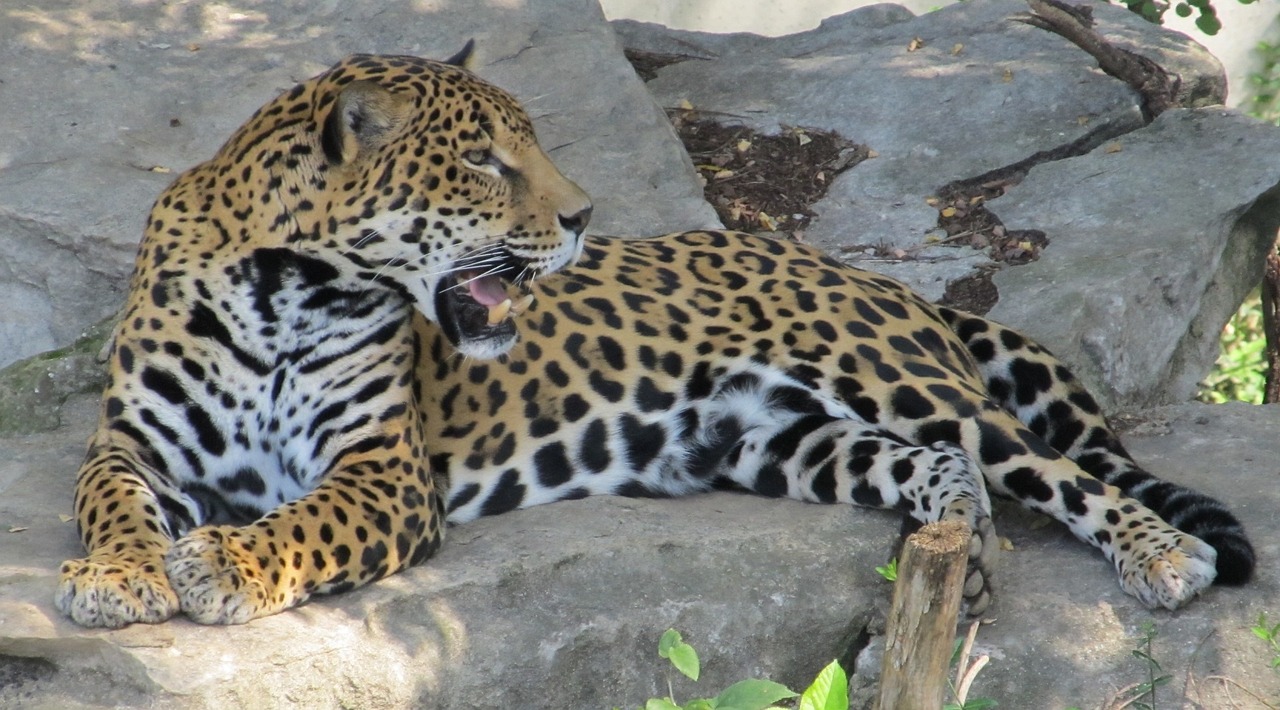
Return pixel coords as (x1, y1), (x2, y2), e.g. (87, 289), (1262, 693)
(432, 252), (535, 359)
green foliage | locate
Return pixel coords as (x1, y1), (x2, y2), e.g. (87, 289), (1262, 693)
(1250, 612), (1280, 669)
(659, 629), (701, 682)
(875, 558), (899, 582)
(1126, 621), (1172, 710)
(631, 629), (841, 710)
(1248, 38), (1280, 125)
(1199, 289), (1266, 404)
(798, 661), (847, 710)
(1109, 0), (1259, 36)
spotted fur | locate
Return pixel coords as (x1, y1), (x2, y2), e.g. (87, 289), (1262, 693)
(56, 49), (1252, 628)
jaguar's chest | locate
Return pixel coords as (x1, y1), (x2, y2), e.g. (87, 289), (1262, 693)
(126, 248), (417, 514)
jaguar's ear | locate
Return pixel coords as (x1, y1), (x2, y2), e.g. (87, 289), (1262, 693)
(441, 39), (477, 70)
(320, 80), (412, 166)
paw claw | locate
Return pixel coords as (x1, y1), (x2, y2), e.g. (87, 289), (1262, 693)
(165, 528), (270, 625)
(55, 553), (178, 628)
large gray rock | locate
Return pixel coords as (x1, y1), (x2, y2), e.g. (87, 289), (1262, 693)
(988, 108), (1280, 409)
(0, 0), (718, 372)
(614, 0), (1279, 409)
(4, 398), (1280, 709)
(614, 0), (1225, 258)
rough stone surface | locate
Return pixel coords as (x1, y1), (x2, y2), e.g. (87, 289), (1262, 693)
(4, 0), (1280, 708)
(4, 396), (1280, 709)
(0, 0), (718, 371)
(988, 108), (1280, 409)
(614, 0), (1225, 257)
(614, 0), (1278, 409)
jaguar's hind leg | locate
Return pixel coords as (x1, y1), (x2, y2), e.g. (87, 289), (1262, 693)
(939, 307), (1255, 587)
(692, 390), (997, 614)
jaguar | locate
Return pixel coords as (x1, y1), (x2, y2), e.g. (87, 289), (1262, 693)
(56, 45), (1253, 628)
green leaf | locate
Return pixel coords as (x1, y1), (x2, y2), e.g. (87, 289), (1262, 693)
(799, 660), (848, 710)
(1195, 12), (1222, 35)
(646, 699), (682, 710)
(657, 631), (701, 682)
(1174, 2), (1192, 16)
(659, 629), (683, 656)
(875, 558), (898, 582)
(709, 679), (797, 710)
(961, 699), (999, 710)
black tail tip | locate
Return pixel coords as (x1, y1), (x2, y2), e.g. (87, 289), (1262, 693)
(1205, 532), (1255, 586)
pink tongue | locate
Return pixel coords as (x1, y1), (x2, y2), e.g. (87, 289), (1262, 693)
(466, 273), (509, 306)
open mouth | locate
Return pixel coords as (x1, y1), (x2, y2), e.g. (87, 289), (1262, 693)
(433, 251), (536, 354)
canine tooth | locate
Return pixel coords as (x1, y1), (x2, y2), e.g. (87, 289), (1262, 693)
(511, 293), (535, 315)
(487, 298), (513, 325)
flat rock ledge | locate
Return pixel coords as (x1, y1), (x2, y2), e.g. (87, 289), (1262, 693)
(3, 0), (1280, 708)
(3, 396), (1280, 708)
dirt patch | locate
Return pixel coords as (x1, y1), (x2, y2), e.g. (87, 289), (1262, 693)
(939, 271), (1000, 315)
(667, 108), (871, 236)
(934, 180), (1048, 266)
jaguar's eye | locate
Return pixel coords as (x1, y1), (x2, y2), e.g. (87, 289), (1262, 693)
(461, 148), (490, 166)
(461, 147), (508, 176)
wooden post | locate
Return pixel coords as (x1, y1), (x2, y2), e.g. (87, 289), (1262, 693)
(877, 519), (970, 710)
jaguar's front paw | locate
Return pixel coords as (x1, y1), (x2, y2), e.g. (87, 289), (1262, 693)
(165, 527), (273, 624)
(56, 547), (179, 628)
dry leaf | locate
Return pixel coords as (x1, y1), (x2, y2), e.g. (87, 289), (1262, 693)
(907, 37), (924, 52)
(59, 514), (74, 523)
(8, 526), (28, 533)
(757, 212), (778, 230)
(968, 195), (984, 206)
(940, 206), (957, 218)
(925, 196), (940, 207)
(677, 98), (694, 111)
(866, 148), (879, 159)
(1002, 68), (1014, 83)
(1104, 142), (1123, 153)
(795, 132), (812, 147)
(713, 169), (734, 180)
(951, 43), (964, 56)
(186, 43), (201, 52)
(150, 165), (172, 173)
(1000, 537), (1015, 551)
(1017, 240), (1034, 251)
(735, 139), (752, 153)
(1077, 115), (1090, 126)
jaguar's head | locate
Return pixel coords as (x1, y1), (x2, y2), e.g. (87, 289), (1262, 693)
(306, 45), (592, 358)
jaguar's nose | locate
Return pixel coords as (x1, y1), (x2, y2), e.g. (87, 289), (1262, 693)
(558, 205), (592, 237)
